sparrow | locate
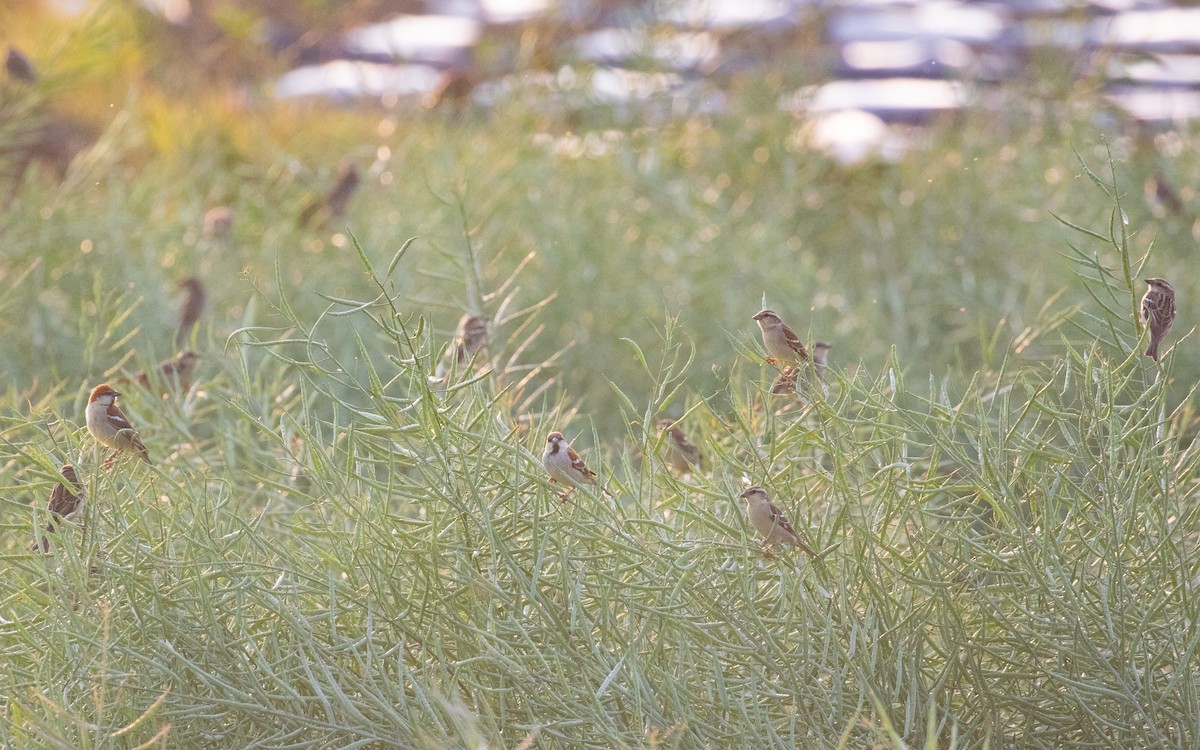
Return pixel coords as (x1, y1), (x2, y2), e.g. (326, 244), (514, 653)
(657, 418), (703, 475)
(454, 315), (490, 365)
(752, 309), (808, 364)
(86, 384), (152, 467)
(424, 68), (478, 110)
(1145, 172), (1185, 219)
(177, 276), (206, 345)
(202, 206), (234, 241)
(6, 45), (37, 83)
(543, 431), (611, 498)
(1140, 277), (1176, 362)
(31, 464), (85, 553)
(770, 366), (800, 397)
(802, 341), (833, 393)
(299, 161), (361, 227)
(433, 314), (490, 383)
(325, 161), (361, 219)
(811, 341), (832, 372)
(740, 486), (816, 559)
(134, 351), (199, 394)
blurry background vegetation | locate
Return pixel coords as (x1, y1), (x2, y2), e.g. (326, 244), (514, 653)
(2, 0), (1197, 415)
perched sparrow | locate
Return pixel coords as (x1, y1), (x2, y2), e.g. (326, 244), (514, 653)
(543, 431), (611, 498)
(740, 486), (816, 559)
(453, 314), (489, 366)
(433, 314), (490, 383)
(6, 45), (37, 83)
(771, 344), (830, 400)
(86, 384), (151, 467)
(1145, 172), (1185, 219)
(752, 309), (808, 364)
(286, 430), (310, 493)
(135, 351), (199, 393)
(657, 418), (703, 475)
(31, 464), (85, 553)
(424, 68), (478, 110)
(1140, 277), (1176, 361)
(770, 366), (800, 396)
(326, 161), (361, 219)
(811, 341), (831, 371)
(177, 276), (206, 345)
(300, 161), (361, 227)
(202, 206), (234, 241)
(802, 341), (833, 393)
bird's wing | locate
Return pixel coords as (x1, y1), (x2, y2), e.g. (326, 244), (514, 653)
(566, 445), (595, 479)
(781, 325), (808, 357)
(47, 482), (78, 517)
(107, 404), (136, 432)
(768, 502), (799, 538)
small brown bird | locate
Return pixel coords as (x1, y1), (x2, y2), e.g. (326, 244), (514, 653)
(657, 418), (703, 475)
(6, 45), (37, 83)
(326, 162), (361, 219)
(300, 161), (361, 227)
(811, 341), (831, 372)
(772, 340), (831, 400)
(803, 341), (832, 392)
(740, 486), (817, 559)
(424, 68), (478, 110)
(433, 314), (490, 383)
(202, 206), (234, 241)
(1144, 172), (1185, 218)
(135, 351), (199, 393)
(86, 384), (151, 468)
(542, 431), (611, 498)
(454, 314), (489, 366)
(177, 276), (206, 345)
(31, 464), (85, 553)
(1140, 277), (1176, 361)
(752, 309), (808, 364)
(770, 366), (800, 397)
(16, 116), (95, 180)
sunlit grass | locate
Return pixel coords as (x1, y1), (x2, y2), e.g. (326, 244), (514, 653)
(2, 12), (1200, 747)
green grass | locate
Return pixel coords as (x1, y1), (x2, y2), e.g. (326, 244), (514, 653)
(3, 7), (1200, 748)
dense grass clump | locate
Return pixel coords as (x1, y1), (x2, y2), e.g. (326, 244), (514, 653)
(3, 7), (1200, 747)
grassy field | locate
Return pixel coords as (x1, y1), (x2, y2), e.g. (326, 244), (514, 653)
(3, 4), (1200, 748)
